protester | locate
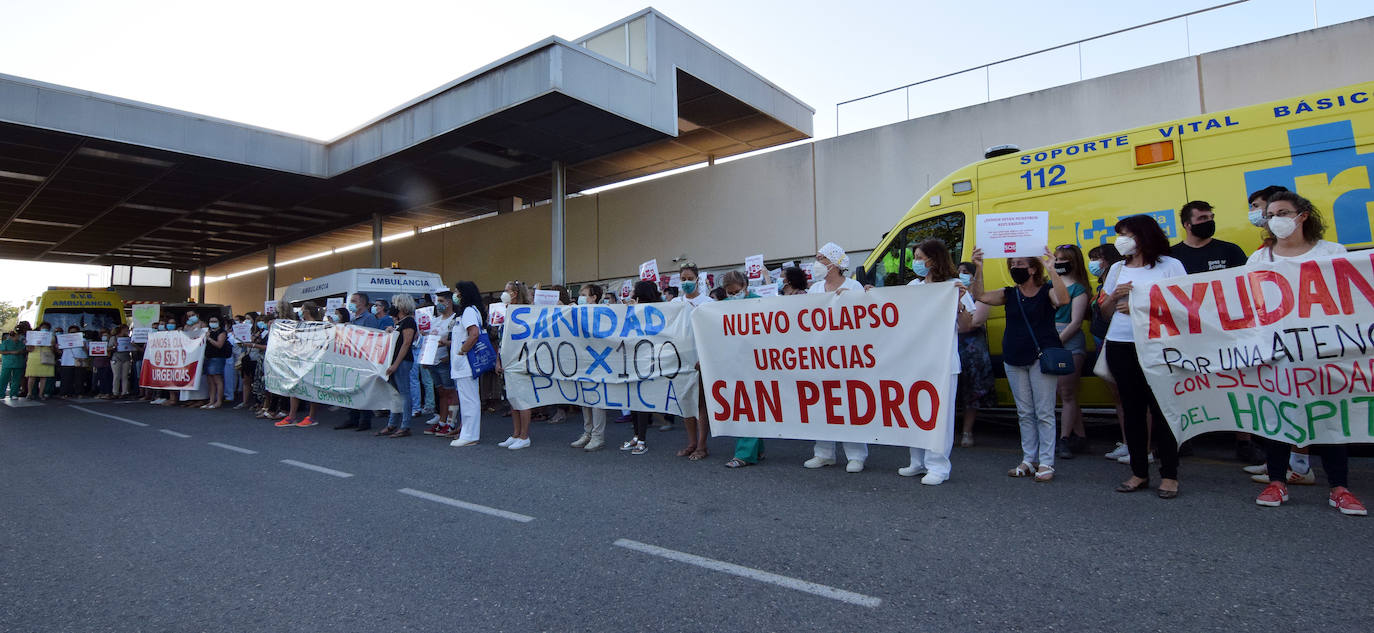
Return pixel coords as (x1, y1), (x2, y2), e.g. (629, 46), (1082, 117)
(90, 329), (113, 398)
(373, 299), (395, 329)
(719, 271), (764, 468)
(1086, 244), (1132, 461)
(1052, 244), (1091, 459)
(1247, 185), (1289, 228)
(571, 284), (609, 452)
(495, 281), (533, 449)
(674, 260), (712, 460)
(779, 266), (809, 295)
(234, 312), (259, 410)
(373, 295), (417, 437)
(708, 287), (727, 302)
(954, 261), (995, 448)
(276, 303), (324, 428)
(422, 290), (460, 436)
(252, 313), (287, 420)
(663, 286), (680, 301)
(615, 280), (662, 456)
(178, 311), (208, 408)
(1249, 192), (1364, 515)
(335, 295), (380, 431)
(58, 325), (83, 398)
(202, 315), (230, 409)
(447, 281), (487, 448)
(24, 321), (56, 400)
(804, 242), (869, 472)
(1101, 215), (1187, 498)
(972, 247), (1069, 482)
(0, 330), (25, 399)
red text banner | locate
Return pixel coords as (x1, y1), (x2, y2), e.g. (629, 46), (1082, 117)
(692, 284), (956, 449)
(138, 331), (205, 390)
(265, 320), (401, 410)
(1132, 251), (1374, 447)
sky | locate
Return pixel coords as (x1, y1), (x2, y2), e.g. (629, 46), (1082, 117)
(0, 0), (1369, 303)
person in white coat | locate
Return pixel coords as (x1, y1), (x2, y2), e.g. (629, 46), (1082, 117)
(804, 241), (869, 473)
(448, 281), (488, 448)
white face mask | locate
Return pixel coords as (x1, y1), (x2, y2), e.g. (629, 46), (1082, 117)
(577, 296), (588, 305)
(1115, 235), (1137, 257)
(810, 261), (829, 280)
(500, 291), (513, 305)
(1248, 207), (1267, 227)
(1268, 215), (1299, 239)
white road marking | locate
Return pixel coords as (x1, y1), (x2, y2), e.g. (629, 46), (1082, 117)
(612, 538), (882, 608)
(280, 459), (353, 478)
(158, 429), (191, 438)
(397, 488), (535, 523)
(69, 405), (149, 427)
(208, 442), (258, 455)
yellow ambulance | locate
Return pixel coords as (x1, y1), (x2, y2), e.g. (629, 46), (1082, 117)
(17, 288), (128, 332)
(858, 80), (1374, 407)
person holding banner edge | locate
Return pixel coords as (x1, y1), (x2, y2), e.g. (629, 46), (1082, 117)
(1249, 192), (1365, 515)
(495, 281), (534, 450)
(376, 295), (418, 438)
(276, 303), (325, 428)
(617, 281), (665, 456)
(900, 239), (970, 485)
(571, 284), (611, 452)
(675, 261), (713, 461)
(804, 242), (869, 472)
(335, 294), (382, 432)
(719, 271), (763, 468)
(1100, 215), (1186, 498)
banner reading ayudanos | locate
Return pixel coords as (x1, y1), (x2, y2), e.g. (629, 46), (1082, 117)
(139, 331), (205, 390)
(1132, 251), (1374, 447)
(500, 303), (699, 417)
(693, 284), (957, 449)
(265, 320), (402, 410)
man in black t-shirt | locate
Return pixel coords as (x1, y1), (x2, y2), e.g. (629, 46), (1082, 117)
(1170, 200), (1248, 274)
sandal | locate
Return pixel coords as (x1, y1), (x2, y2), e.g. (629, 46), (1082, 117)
(724, 458), (750, 468)
(374, 426), (397, 437)
(1115, 478), (1150, 493)
(688, 449), (708, 461)
(1008, 462), (1034, 478)
(676, 445), (697, 457)
(1034, 466), (1055, 482)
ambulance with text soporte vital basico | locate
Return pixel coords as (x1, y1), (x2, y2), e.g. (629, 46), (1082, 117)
(857, 80), (1374, 408)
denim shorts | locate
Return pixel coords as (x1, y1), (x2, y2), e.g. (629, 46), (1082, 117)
(1056, 323), (1087, 356)
(204, 357), (226, 375)
(428, 362), (456, 389)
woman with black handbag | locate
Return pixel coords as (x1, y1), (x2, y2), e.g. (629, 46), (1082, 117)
(970, 247), (1069, 482)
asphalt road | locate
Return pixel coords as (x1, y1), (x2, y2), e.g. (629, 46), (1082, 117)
(2, 398), (1370, 632)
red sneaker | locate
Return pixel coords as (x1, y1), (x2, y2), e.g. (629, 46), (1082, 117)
(422, 423), (441, 435)
(1255, 482), (1288, 507)
(435, 424), (453, 436)
(295, 416), (318, 428)
(274, 417), (297, 428)
(1329, 487), (1368, 516)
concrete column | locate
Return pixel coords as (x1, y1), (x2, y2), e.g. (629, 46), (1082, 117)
(372, 213), (383, 268)
(197, 264), (206, 303)
(265, 244), (276, 303)
(551, 160), (566, 286)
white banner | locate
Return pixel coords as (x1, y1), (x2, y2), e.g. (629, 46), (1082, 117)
(693, 284), (957, 449)
(1133, 251), (1374, 447)
(500, 303), (699, 416)
(264, 320), (402, 410)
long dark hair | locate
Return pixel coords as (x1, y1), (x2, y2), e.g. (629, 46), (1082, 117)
(455, 281), (487, 324)
(1087, 243), (1122, 285)
(1054, 243), (1091, 291)
(916, 238), (957, 283)
(1262, 191), (1326, 248)
(1114, 215), (1170, 267)
(782, 266), (808, 292)
(632, 280), (661, 303)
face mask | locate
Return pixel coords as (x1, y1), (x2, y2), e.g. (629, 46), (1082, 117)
(910, 259), (929, 278)
(1053, 262), (1070, 276)
(1248, 207), (1267, 227)
(500, 292), (513, 305)
(681, 280), (697, 295)
(1088, 260), (1103, 277)
(347, 302), (357, 313)
(1009, 267), (1031, 285)
(577, 296), (588, 305)
(186, 316), (199, 326)
(165, 324), (176, 331)
(1115, 236), (1137, 257)
(729, 289), (747, 300)
(209, 321), (219, 329)
(327, 313), (339, 323)
(1268, 215), (1299, 239)
(371, 305), (381, 315)
(257, 321), (266, 329)
(1190, 220), (1216, 240)
(958, 272), (973, 286)
(810, 262), (829, 280)
(41, 327), (51, 332)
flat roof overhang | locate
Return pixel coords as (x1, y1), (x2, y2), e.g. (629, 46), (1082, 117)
(0, 8), (812, 269)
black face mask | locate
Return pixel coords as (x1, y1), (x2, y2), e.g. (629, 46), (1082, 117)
(1009, 267), (1031, 285)
(1190, 220), (1216, 239)
(1053, 262), (1071, 275)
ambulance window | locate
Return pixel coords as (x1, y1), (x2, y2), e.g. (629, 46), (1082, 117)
(873, 212), (965, 287)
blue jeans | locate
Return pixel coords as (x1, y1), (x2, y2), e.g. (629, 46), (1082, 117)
(408, 361), (423, 414)
(389, 360), (414, 430)
(418, 362), (435, 411)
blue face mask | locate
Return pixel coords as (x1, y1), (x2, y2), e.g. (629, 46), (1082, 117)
(41, 327), (51, 332)
(1088, 260), (1103, 277)
(165, 324), (176, 331)
(347, 302), (357, 313)
(256, 321), (266, 329)
(910, 259), (929, 278)
(958, 272), (973, 286)
(186, 316), (199, 326)
(681, 280), (697, 295)
(371, 305), (381, 315)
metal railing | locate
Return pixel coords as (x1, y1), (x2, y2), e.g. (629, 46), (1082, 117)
(833, 0), (1310, 136)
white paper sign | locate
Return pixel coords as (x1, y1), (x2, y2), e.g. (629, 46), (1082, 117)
(131, 327), (152, 344)
(620, 280), (634, 301)
(415, 306), (435, 332)
(975, 211), (1050, 258)
(417, 334), (440, 365)
(488, 302), (508, 327)
(116, 337), (134, 352)
(325, 297), (344, 313)
(669, 274), (682, 288)
(264, 301), (278, 316)
(533, 289), (560, 306)
(25, 331), (52, 346)
(88, 341), (108, 357)
(57, 333), (85, 349)
(693, 284), (957, 450)
(753, 284), (779, 297)
(232, 323), (252, 342)
(639, 259), (659, 283)
(745, 254), (765, 283)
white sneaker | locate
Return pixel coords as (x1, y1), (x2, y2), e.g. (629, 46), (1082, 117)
(1118, 452), (1154, 464)
(803, 457), (835, 469)
(921, 473), (948, 486)
(846, 460), (865, 473)
(426, 414), (442, 425)
(151, 398), (165, 405)
(620, 437), (640, 451)
(1104, 443), (1129, 460)
(897, 464), (926, 477)
(449, 438), (478, 447)
(1242, 464), (1267, 475)
(498, 436), (517, 447)
(508, 438), (531, 450)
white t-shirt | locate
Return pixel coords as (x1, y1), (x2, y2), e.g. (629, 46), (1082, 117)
(428, 312), (456, 363)
(908, 278), (967, 374)
(1102, 256), (1188, 342)
(673, 293), (714, 307)
(808, 277), (863, 294)
(1246, 240), (1346, 265)
(449, 306), (483, 380)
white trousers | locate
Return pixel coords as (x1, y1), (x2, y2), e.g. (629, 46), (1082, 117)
(581, 406), (607, 440)
(907, 374), (959, 477)
(454, 375), (481, 443)
(813, 441), (869, 463)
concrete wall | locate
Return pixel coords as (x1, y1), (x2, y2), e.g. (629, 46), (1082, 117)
(206, 17), (1374, 313)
